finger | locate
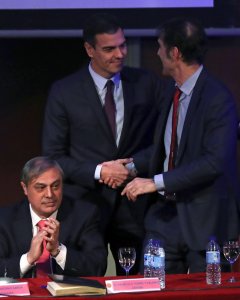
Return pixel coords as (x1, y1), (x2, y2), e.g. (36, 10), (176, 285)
(109, 182), (119, 189)
(128, 192), (137, 201)
(117, 158), (133, 164)
(121, 188), (126, 196)
(47, 218), (59, 229)
(107, 179), (114, 187)
(103, 177), (111, 184)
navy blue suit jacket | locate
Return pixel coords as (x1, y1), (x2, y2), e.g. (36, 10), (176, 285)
(145, 69), (240, 250)
(0, 198), (107, 278)
(42, 65), (163, 230)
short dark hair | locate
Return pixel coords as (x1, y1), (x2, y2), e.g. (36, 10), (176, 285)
(21, 156), (63, 185)
(83, 13), (123, 47)
(157, 18), (208, 64)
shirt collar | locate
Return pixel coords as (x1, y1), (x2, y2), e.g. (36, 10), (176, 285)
(29, 204), (58, 227)
(88, 63), (120, 91)
(177, 65), (203, 96)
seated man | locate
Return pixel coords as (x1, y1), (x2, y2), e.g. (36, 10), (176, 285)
(0, 156), (107, 278)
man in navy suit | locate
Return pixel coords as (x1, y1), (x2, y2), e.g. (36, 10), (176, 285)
(0, 156), (107, 278)
(122, 18), (240, 273)
(42, 13), (163, 274)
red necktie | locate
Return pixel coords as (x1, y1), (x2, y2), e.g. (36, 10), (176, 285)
(168, 87), (182, 170)
(36, 220), (51, 278)
(104, 80), (116, 137)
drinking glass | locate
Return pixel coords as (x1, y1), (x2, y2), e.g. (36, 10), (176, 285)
(118, 247), (136, 277)
(223, 240), (240, 282)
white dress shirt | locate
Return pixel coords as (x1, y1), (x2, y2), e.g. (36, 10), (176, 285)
(20, 205), (67, 277)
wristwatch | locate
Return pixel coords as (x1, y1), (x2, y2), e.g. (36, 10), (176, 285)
(51, 244), (61, 258)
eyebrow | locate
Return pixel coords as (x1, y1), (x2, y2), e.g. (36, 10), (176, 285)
(34, 179), (61, 187)
(101, 40), (127, 50)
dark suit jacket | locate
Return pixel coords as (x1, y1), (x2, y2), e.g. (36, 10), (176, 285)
(146, 69), (240, 250)
(42, 65), (163, 231)
(0, 198), (107, 278)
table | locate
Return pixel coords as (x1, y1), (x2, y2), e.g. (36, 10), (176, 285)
(3, 273), (240, 299)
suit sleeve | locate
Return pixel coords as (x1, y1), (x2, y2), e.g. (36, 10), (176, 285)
(133, 145), (154, 175)
(58, 204), (107, 276)
(42, 82), (97, 189)
(163, 83), (239, 193)
(132, 74), (166, 175)
(0, 210), (28, 278)
(0, 240), (22, 278)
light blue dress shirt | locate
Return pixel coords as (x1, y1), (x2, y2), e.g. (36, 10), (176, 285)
(88, 64), (125, 179)
(154, 65), (203, 191)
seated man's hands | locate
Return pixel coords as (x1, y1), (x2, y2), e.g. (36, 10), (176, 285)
(100, 158), (135, 188)
(27, 228), (47, 265)
(44, 218), (60, 257)
(27, 218), (60, 264)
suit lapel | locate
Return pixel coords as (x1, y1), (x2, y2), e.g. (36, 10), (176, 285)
(55, 199), (72, 243)
(117, 72), (135, 151)
(150, 89), (174, 174)
(80, 68), (116, 144)
(176, 70), (207, 164)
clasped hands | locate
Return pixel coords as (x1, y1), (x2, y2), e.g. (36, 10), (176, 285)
(99, 158), (136, 189)
(27, 218), (60, 265)
(99, 158), (157, 201)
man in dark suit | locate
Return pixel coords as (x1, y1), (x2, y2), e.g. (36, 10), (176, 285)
(122, 18), (240, 273)
(0, 156), (107, 278)
(42, 13), (163, 274)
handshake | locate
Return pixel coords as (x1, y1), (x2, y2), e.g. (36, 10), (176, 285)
(99, 158), (157, 201)
(99, 158), (136, 189)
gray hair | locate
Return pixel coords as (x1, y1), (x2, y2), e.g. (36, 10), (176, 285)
(21, 156), (63, 185)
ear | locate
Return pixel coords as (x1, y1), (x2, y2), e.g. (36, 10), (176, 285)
(84, 41), (94, 58)
(171, 46), (182, 60)
(21, 182), (28, 196)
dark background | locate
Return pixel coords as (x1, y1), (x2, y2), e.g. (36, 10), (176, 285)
(0, 0), (240, 204)
(0, 0), (239, 30)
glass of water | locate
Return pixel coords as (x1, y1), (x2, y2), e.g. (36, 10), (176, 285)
(223, 240), (240, 282)
(118, 247), (136, 277)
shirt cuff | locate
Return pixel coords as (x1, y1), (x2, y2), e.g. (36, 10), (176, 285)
(153, 174), (165, 191)
(20, 253), (34, 277)
(125, 162), (137, 176)
(52, 243), (67, 270)
(94, 164), (102, 180)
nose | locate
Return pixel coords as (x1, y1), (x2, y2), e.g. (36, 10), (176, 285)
(114, 47), (125, 58)
(45, 186), (53, 198)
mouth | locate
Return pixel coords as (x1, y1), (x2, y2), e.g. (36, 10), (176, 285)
(43, 200), (57, 207)
(111, 60), (123, 66)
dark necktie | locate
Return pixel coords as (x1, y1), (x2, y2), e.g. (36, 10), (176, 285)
(168, 87), (182, 170)
(36, 220), (51, 278)
(104, 80), (116, 137)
